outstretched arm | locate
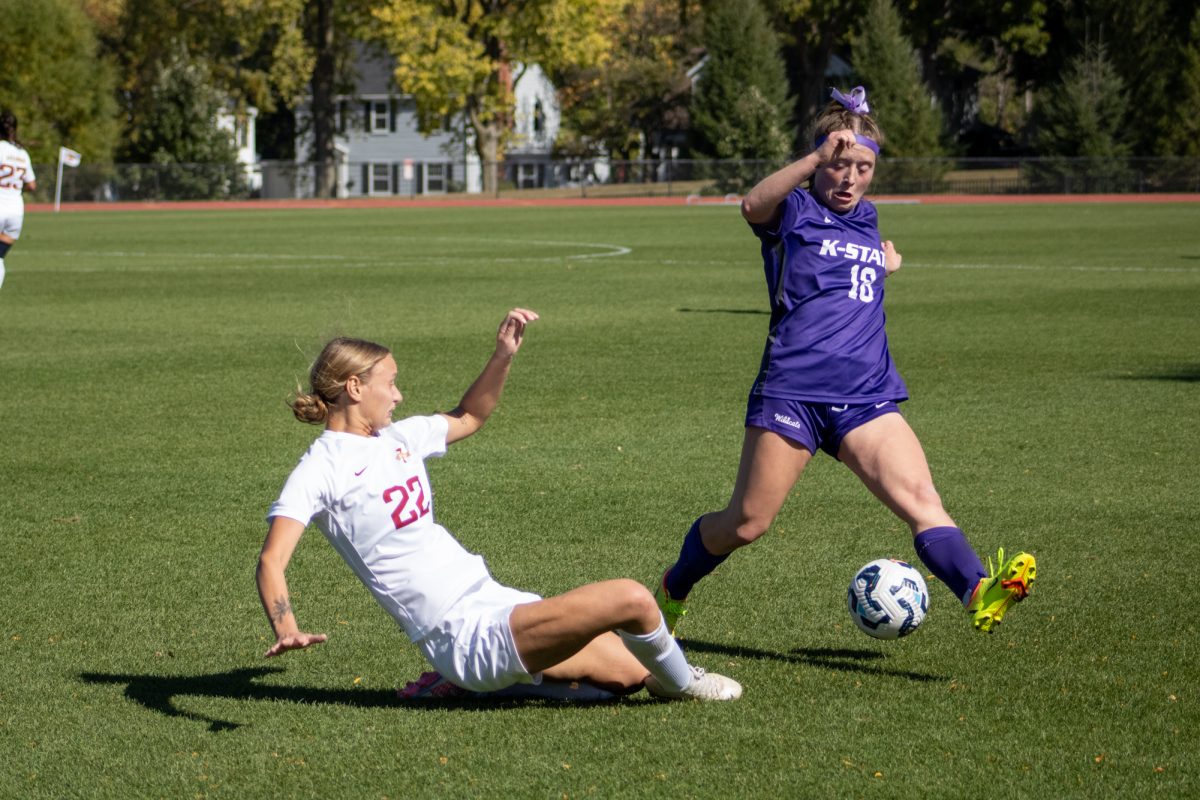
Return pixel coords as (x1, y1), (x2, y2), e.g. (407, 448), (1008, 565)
(256, 515), (328, 658)
(442, 308), (539, 444)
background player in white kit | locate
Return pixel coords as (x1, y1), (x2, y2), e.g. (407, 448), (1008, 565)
(257, 308), (741, 701)
(0, 111), (37, 291)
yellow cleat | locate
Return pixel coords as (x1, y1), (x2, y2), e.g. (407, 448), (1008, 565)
(967, 548), (1036, 633)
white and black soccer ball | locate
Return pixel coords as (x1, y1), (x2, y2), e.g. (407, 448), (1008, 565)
(847, 558), (929, 639)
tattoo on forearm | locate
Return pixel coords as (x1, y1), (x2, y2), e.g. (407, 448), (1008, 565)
(270, 598), (293, 623)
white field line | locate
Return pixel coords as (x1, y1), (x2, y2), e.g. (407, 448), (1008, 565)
(650, 259), (1199, 274)
(429, 237), (632, 260)
(37, 250), (353, 261)
(921, 262), (1200, 274)
(35, 239), (633, 270)
(31, 249), (1199, 275)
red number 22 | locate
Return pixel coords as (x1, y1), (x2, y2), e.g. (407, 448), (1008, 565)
(383, 476), (430, 529)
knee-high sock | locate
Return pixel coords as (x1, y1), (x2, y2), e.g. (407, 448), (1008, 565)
(914, 526), (987, 606)
(618, 618), (693, 692)
(0, 257), (5, 290)
(663, 517), (729, 600)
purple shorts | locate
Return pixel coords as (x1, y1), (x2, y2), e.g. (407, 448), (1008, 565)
(745, 394), (902, 458)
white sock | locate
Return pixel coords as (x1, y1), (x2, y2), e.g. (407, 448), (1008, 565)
(617, 618), (693, 693)
(0, 258), (5, 290)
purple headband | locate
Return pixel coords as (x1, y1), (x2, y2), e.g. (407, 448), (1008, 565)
(813, 86), (880, 153)
(813, 133), (880, 155)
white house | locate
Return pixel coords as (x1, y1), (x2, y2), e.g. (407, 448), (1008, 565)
(216, 105), (261, 192)
(505, 63), (561, 189)
(270, 46), (560, 198)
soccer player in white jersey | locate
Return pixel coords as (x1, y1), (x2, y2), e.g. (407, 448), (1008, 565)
(0, 111), (37, 291)
(257, 308), (741, 701)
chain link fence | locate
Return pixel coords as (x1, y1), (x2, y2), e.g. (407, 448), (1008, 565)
(31, 156), (1200, 205)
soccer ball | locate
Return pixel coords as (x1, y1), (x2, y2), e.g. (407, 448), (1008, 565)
(847, 558), (929, 639)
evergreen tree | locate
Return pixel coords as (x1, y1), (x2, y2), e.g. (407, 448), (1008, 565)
(1032, 39), (1128, 158)
(1156, 6), (1200, 157)
(1082, 0), (1196, 156)
(849, 0), (944, 158)
(1026, 39), (1131, 192)
(690, 0), (791, 164)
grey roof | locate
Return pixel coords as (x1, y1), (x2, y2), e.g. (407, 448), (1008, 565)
(351, 43), (397, 96)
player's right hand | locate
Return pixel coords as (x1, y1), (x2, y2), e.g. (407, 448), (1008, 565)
(814, 129), (858, 163)
(264, 631), (328, 658)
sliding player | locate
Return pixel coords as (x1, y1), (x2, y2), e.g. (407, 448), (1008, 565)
(257, 309), (741, 701)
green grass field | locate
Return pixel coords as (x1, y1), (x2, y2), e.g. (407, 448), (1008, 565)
(2, 200), (1197, 797)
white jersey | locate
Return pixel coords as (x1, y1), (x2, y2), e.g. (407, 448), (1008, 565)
(269, 414), (493, 642)
(0, 140), (35, 199)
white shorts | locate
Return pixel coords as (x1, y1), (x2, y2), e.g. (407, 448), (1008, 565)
(415, 579), (543, 693)
(0, 199), (24, 239)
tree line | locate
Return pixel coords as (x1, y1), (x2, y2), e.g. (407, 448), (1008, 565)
(1, 0), (1195, 195)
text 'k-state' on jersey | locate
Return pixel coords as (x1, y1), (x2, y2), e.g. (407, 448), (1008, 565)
(749, 188), (908, 404)
(0, 141), (35, 198)
(268, 414), (492, 642)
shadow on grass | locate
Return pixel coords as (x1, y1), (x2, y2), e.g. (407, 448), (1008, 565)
(80, 666), (641, 732)
(1115, 363), (1200, 382)
(681, 640), (944, 683)
(676, 307), (768, 315)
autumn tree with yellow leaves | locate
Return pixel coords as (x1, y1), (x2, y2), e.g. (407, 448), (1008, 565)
(371, 0), (621, 194)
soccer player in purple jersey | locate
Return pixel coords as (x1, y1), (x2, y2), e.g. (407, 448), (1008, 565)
(654, 87), (1036, 636)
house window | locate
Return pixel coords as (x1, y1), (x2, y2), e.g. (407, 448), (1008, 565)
(425, 163), (447, 194)
(371, 163), (392, 194)
(371, 101), (389, 133)
(533, 100), (545, 135)
(517, 162), (539, 189)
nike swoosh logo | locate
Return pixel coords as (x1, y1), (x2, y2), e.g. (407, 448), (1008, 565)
(875, 402), (889, 409)
(354, 467), (367, 476)
(831, 404), (848, 412)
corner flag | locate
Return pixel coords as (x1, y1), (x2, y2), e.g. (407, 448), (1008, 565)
(54, 147), (83, 211)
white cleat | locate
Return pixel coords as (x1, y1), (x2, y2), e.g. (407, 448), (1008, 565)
(645, 666), (742, 701)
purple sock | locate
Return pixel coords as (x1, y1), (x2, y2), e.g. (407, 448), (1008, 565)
(663, 517), (728, 600)
(913, 526), (987, 606)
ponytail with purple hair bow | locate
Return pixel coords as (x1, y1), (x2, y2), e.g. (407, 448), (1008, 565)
(814, 86), (880, 154)
(832, 86), (870, 115)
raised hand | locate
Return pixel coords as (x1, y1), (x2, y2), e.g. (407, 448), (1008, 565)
(496, 307), (539, 358)
(814, 129), (859, 164)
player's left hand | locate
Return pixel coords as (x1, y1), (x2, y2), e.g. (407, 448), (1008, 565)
(496, 308), (539, 358)
(883, 240), (902, 275)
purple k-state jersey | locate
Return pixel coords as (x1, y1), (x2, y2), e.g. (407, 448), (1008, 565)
(748, 187), (908, 404)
